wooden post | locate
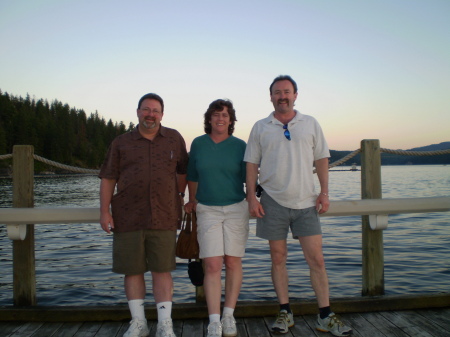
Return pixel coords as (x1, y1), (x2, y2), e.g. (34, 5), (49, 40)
(195, 285), (206, 303)
(360, 139), (384, 296)
(195, 260), (206, 303)
(12, 145), (36, 306)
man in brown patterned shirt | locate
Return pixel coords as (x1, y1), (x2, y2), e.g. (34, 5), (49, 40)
(99, 93), (188, 337)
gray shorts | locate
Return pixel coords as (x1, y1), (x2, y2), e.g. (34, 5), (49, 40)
(256, 192), (322, 240)
(112, 229), (177, 275)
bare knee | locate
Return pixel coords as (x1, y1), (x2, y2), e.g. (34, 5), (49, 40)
(224, 256), (242, 271)
(269, 240), (288, 267)
(271, 250), (287, 266)
(204, 257), (223, 274)
(306, 254), (326, 271)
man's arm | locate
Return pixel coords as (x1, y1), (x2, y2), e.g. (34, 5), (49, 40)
(177, 173), (187, 203)
(314, 157), (330, 214)
(246, 162), (265, 218)
(99, 178), (117, 233)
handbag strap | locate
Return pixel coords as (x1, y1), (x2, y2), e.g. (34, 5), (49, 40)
(183, 212), (192, 233)
(182, 211), (197, 233)
(191, 211), (197, 233)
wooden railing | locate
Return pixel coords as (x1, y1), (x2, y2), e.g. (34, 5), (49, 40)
(1, 141), (449, 306)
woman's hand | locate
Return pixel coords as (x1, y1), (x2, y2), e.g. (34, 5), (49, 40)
(184, 201), (197, 214)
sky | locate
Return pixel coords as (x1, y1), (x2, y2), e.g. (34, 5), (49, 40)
(1, 0), (449, 151)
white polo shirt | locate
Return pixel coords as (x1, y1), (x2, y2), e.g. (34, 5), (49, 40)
(244, 110), (330, 209)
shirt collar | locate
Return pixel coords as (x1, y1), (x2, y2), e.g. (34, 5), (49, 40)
(133, 124), (167, 139)
(266, 110), (304, 125)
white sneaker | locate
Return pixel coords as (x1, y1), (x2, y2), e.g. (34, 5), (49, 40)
(206, 321), (222, 337)
(316, 313), (352, 336)
(221, 314), (237, 337)
(271, 309), (294, 334)
(123, 319), (149, 337)
(156, 318), (176, 337)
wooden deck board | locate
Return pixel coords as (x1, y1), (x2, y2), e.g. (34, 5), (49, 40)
(29, 322), (63, 337)
(235, 318), (249, 337)
(1, 308), (449, 337)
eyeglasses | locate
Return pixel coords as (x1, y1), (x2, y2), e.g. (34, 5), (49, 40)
(140, 107), (161, 115)
(283, 124), (291, 141)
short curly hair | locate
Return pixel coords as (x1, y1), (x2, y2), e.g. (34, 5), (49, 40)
(204, 99), (237, 135)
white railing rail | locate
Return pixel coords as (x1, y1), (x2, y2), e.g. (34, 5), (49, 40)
(3, 141), (449, 305)
(2, 196), (449, 240)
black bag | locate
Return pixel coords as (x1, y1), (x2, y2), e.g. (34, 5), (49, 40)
(188, 260), (204, 286)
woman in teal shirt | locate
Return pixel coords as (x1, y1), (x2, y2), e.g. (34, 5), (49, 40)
(184, 99), (249, 337)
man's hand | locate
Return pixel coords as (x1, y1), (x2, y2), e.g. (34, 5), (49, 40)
(315, 193), (330, 214)
(100, 211), (114, 234)
(248, 197), (265, 218)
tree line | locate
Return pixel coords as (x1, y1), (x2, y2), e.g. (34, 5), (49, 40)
(1, 91), (448, 174)
(0, 90), (134, 173)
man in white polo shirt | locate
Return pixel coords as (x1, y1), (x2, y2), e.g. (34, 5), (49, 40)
(244, 75), (352, 337)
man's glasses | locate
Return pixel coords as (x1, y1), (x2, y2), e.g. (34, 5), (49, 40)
(140, 107), (161, 115)
(283, 124), (291, 141)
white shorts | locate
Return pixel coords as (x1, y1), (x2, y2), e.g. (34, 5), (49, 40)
(196, 200), (249, 258)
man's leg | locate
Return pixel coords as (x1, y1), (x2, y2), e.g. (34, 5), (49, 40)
(123, 274), (149, 337)
(299, 235), (330, 307)
(269, 239), (289, 304)
(152, 271), (174, 303)
(125, 274), (146, 300)
(125, 274), (146, 320)
(152, 272), (176, 336)
(301, 236), (353, 336)
(269, 240), (294, 333)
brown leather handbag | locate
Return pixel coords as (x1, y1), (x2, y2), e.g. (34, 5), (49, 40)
(176, 211), (199, 259)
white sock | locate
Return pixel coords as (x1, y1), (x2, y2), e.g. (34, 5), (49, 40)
(128, 299), (145, 321)
(222, 307), (234, 317)
(156, 301), (172, 322)
(209, 314), (221, 323)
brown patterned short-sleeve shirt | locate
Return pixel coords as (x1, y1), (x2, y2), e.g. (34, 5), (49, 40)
(99, 126), (188, 232)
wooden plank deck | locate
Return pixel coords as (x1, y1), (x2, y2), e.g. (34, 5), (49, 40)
(1, 307), (449, 337)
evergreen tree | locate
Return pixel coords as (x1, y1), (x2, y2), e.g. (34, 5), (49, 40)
(0, 90), (131, 171)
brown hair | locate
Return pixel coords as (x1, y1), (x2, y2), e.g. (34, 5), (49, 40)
(270, 75), (298, 94)
(204, 99), (237, 135)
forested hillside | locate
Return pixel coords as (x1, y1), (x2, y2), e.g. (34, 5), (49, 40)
(1, 91), (448, 173)
(0, 91), (134, 172)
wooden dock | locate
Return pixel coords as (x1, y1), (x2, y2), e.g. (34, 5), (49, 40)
(2, 143), (449, 337)
(1, 307), (449, 337)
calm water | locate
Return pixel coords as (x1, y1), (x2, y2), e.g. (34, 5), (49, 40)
(0, 165), (449, 306)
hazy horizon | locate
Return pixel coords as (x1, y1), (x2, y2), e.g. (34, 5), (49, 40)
(1, 1), (449, 151)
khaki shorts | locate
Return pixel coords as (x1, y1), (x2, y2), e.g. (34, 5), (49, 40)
(196, 200), (249, 258)
(112, 229), (177, 274)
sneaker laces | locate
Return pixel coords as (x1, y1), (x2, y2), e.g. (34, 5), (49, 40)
(327, 314), (345, 329)
(276, 311), (289, 323)
(222, 314), (235, 326)
(208, 321), (222, 335)
(157, 319), (175, 337)
(129, 319), (145, 329)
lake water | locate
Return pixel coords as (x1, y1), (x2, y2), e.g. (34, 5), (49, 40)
(0, 165), (449, 306)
